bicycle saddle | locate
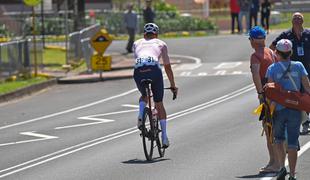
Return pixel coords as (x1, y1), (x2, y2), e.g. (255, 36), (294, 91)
(140, 79), (152, 85)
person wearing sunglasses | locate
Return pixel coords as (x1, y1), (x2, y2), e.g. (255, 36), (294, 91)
(270, 12), (310, 135)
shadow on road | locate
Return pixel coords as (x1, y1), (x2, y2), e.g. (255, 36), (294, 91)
(122, 157), (170, 164)
(236, 172), (277, 179)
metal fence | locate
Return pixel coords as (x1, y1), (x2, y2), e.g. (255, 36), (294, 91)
(67, 23), (100, 66)
(0, 39), (43, 80)
(0, 40), (29, 80)
(274, 0), (310, 12)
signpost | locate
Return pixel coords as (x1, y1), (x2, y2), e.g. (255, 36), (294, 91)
(23, 0), (42, 77)
(90, 29), (113, 80)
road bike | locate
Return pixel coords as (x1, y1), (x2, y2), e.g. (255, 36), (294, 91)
(139, 79), (176, 161)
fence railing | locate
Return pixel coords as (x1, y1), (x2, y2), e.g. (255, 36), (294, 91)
(0, 40), (30, 80)
(67, 23), (100, 65)
(0, 38), (44, 80)
(274, 0), (310, 12)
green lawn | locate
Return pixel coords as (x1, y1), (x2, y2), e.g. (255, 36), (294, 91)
(0, 48), (65, 95)
(43, 48), (66, 70)
(271, 12), (310, 29)
(0, 77), (47, 95)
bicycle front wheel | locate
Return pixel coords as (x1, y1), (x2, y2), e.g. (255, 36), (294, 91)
(141, 107), (154, 161)
(155, 119), (165, 157)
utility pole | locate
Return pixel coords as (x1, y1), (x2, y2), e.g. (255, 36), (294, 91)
(41, 0), (45, 47)
(32, 7), (38, 76)
(64, 0), (69, 64)
(77, 0), (85, 29)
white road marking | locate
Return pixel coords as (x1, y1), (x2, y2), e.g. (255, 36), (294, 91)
(232, 71), (243, 74)
(198, 72), (208, 76)
(0, 132), (58, 147)
(0, 89), (138, 130)
(177, 72), (249, 77)
(54, 109), (138, 130)
(122, 104), (139, 108)
(170, 54), (202, 64)
(180, 71), (192, 76)
(0, 84), (256, 178)
(215, 70), (227, 75)
(174, 63), (202, 71)
(170, 54), (202, 70)
(54, 117), (114, 130)
(213, 62), (242, 69)
(260, 141), (310, 180)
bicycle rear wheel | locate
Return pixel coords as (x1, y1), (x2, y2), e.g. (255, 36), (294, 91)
(141, 107), (154, 161)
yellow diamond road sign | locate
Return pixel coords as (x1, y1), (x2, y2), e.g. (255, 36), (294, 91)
(91, 29), (112, 54)
(23, 0), (41, 6)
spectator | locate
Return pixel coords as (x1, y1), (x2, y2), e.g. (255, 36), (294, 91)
(249, 26), (279, 173)
(270, 12), (310, 135)
(238, 0), (251, 33)
(261, 0), (271, 33)
(230, 0), (241, 34)
(124, 3), (138, 53)
(266, 39), (310, 180)
(143, 0), (155, 24)
(250, 0), (260, 29)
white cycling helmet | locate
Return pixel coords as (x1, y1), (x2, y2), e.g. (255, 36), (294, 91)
(143, 23), (159, 35)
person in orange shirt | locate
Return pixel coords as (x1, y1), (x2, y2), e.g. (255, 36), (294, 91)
(249, 26), (279, 173)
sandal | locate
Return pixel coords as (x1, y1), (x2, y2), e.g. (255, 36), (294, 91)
(259, 165), (279, 173)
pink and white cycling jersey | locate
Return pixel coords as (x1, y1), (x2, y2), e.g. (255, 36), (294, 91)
(133, 38), (170, 68)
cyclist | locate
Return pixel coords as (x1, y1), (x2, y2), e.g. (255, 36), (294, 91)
(133, 23), (178, 148)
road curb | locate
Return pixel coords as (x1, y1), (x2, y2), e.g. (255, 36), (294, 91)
(0, 79), (57, 104)
(57, 74), (133, 84)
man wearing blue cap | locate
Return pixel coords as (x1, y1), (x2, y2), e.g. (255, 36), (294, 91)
(249, 26), (280, 173)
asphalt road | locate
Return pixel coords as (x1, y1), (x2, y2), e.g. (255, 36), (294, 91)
(1, 33), (310, 180)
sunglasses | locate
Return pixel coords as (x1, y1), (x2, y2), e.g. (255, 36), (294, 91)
(293, 16), (303, 20)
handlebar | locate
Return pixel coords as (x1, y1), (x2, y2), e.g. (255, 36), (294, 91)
(164, 87), (177, 100)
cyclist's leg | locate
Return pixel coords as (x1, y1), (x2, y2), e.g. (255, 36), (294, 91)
(151, 67), (169, 147)
(138, 96), (147, 119)
(133, 68), (148, 122)
(155, 102), (168, 142)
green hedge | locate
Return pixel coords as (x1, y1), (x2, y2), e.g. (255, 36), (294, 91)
(155, 15), (217, 33)
(1, 11), (217, 37)
(94, 11), (217, 35)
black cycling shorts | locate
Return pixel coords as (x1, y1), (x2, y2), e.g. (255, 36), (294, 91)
(133, 65), (164, 102)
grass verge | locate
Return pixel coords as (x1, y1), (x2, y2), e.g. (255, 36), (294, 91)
(270, 12), (310, 29)
(43, 48), (66, 70)
(0, 76), (48, 95)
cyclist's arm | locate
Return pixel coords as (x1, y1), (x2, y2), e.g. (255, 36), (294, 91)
(161, 45), (176, 88)
(164, 64), (176, 88)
